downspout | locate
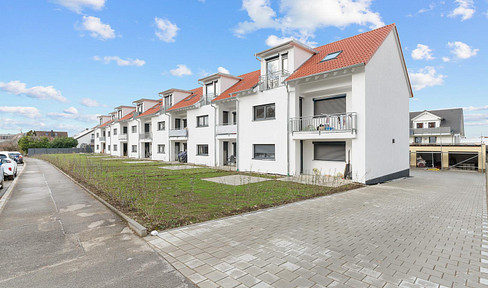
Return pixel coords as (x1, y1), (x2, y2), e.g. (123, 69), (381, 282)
(163, 109), (171, 162)
(285, 82), (290, 176)
(236, 96), (240, 172)
(210, 101), (217, 167)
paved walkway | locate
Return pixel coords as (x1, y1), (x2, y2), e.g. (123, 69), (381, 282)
(0, 158), (196, 288)
(147, 170), (487, 288)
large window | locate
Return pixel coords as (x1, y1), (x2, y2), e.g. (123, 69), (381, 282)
(164, 95), (172, 110)
(113, 128), (117, 135)
(253, 144), (275, 160)
(313, 142), (346, 161)
(429, 136), (437, 144)
(131, 145), (137, 152)
(158, 144), (165, 154)
(206, 81), (217, 98)
(131, 125), (137, 133)
(253, 103), (275, 121)
(197, 144), (209, 156)
(197, 115), (209, 127)
(415, 137), (422, 144)
(158, 121), (165, 131)
(137, 104), (143, 113)
(314, 95), (346, 115)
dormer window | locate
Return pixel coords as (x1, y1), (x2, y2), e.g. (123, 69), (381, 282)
(137, 104), (143, 113)
(164, 94), (172, 110)
(99, 118), (102, 125)
(266, 55), (279, 75)
(118, 110), (122, 119)
(321, 51), (342, 62)
(428, 122), (436, 128)
(281, 53), (288, 72)
(206, 81), (217, 98)
(417, 123), (423, 128)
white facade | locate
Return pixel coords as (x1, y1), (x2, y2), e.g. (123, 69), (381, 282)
(409, 111), (462, 145)
(73, 128), (94, 148)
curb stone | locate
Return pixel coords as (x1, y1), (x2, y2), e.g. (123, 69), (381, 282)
(0, 162), (26, 216)
(45, 159), (148, 237)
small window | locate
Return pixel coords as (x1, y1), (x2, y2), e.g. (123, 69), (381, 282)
(96, 145), (99, 150)
(320, 51), (342, 62)
(416, 123), (423, 129)
(232, 111), (237, 125)
(107, 145), (110, 151)
(428, 122), (436, 128)
(131, 125), (137, 133)
(158, 144), (165, 154)
(103, 131), (106, 137)
(253, 103), (275, 121)
(158, 121), (165, 131)
(131, 145), (137, 152)
(113, 144), (117, 151)
(197, 144), (209, 156)
(113, 128), (117, 135)
(253, 144), (275, 160)
(197, 115), (209, 127)
(313, 142), (345, 162)
(96, 133), (99, 138)
(415, 137), (422, 144)
(429, 136), (437, 144)
(164, 95), (173, 110)
(107, 131), (110, 137)
(137, 104), (143, 113)
(123, 126), (128, 134)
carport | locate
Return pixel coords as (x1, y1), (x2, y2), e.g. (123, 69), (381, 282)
(448, 152), (478, 170)
(415, 152), (442, 168)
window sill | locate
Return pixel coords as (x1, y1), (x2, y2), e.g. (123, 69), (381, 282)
(252, 158), (275, 161)
(196, 126), (209, 128)
(313, 159), (345, 162)
(253, 118), (276, 122)
(197, 154), (209, 156)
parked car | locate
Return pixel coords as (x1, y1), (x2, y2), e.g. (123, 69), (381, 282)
(0, 163), (4, 189)
(8, 152), (23, 164)
(0, 153), (17, 180)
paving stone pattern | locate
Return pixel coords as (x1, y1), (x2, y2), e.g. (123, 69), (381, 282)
(147, 170), (488, 287)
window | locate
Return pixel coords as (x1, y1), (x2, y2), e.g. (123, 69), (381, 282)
(429, 136), (437, 144)
(96, 133), (99, 138)
(164, 94), (172, 110)
(132, 145), (137, 152)
(107, 145), (110, 151)
(107, 131), (110, 137)
(266, 55), (279, 74)
(320, 51), (342, 62)
(118, 110), (122, 119)
(197, 115), (209, 127)
(175, 118), (181, 129)
(96, 145), (99, 150)
(206, 81), (217, 98)
(158, 121), (165, 131)
(158, 144), (165, 154)
(131, 125), (137, 133)
(137, 104), (143, 113)
(428, 122), (436, 128)
(415, 137), (422, 144)
(91, 134), (94, 139)
(416, 123), (424, 128)
(222, 111), (229, 125)
(253, 144), (275, 160)
(197, 144), (209, 156)
(314, 95), (346, 115)
(253, 103), (275, 120)
(123, 126), (128, 134)
(281, 53), (288, 72)
(232, 111), (237, 125)
(313, 142), (345, 162)
(113, 144), (117, 151)
(102, 131), (106, 137)
(113, 128), (117, 135)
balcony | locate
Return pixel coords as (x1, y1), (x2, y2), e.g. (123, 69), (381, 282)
(216, 124), (237, 135)
(259, 70), (290, 91)
(139, 132), (152, 141)
(290, 112), (357, 140)
(118, 134), (128, 141)
(99, 136), (106, 142)
(410, 127), (451, 135)
(169, 129), (188, 138)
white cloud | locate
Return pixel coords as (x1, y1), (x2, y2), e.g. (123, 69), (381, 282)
(448, 0), (475, 21)
(265, 35), (294, 46)
(411, 44), (435, 60)
(64, 106), (78, 114)
(47, 107), (97, 122)
(81, 16), (115, 40)
(409, 66), (447, 91)
(0, 106), (42, 118)
(94, 56), (145, 66)
(442, 57), (451, 62)
(465, 113), (488, 122)
(170, 64), (192, 77)
(448, 41), (479, 59)
(0, 118), (46, 132)
(154, 17), (179, 43)
(217, 67), (230, 74)
(80, 98), (102, 107)
(418, 3), (436, 14)
(234, 0), (384, 43)
(0, 80), (67, 102)
(464, 105), (488, 111)
(52, 0), (105, 13)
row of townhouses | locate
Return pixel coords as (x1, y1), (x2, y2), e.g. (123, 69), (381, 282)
(93, 24), (412, 184)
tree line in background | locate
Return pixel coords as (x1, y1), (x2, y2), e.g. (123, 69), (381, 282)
(18, 131), (78, 153)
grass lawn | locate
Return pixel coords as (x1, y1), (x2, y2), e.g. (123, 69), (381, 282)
(38, 154), (362, 231)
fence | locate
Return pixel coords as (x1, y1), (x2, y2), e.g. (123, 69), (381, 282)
(28, 147), (93, 156)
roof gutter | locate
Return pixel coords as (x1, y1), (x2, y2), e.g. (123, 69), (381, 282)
(285, 63), (365, 83)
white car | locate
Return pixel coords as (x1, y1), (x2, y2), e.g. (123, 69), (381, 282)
(0, 165), (3, 189)
(0, 152), (17, 180)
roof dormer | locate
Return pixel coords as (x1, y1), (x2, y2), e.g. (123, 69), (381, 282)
(132, 99), (159, 115)
(158, 88), (193, 111)
(114, 105), (135, 120)
(198, 73), (241, 103)
(97, 115), (111, 127)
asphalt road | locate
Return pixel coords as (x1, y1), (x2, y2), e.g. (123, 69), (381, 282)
(0, 158), (196, 288)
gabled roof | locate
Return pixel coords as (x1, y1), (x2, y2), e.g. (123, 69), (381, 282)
(198, 72), (242, 83)
(212, 70), (260, 102)
(167, 87), (203, 111)
(286, 24), (395, 81)
(99, 120), (113, 128)
(118, 110), (135, 122)
(410, 108), (465, 136)
(138, 100), (162, 117)
(411, 111), (442, 122)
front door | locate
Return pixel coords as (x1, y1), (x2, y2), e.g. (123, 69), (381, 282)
(175, 142), (180, 160)
(145, 143), (150, 158)
(223, 141), (229, 165)
(123, 143), (128, 156)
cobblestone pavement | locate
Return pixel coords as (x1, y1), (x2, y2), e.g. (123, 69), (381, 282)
(147, 170), (487, 287)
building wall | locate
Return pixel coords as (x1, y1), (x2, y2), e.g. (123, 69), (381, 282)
(75, 130), (94, 148)
(364, 30), (410, 183)
(187, 105), (216, 166)
(127, 119), (139, 158)
(151, 113), (170, 161)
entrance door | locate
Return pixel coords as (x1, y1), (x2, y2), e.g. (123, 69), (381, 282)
(123, 143), (128, 156)
(145, 143), (150, 158)
(183, 143), (187, 151)
(175, 142), (180, 161)
(223, 141), (229, 165)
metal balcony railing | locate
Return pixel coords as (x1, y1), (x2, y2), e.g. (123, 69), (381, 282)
(139, 132), (152, 140)
(410, 127), (452, 135)
(169, 129), (188, 137)
(259, 70), (290, 91)
(99, 136), (106, 142)
(290, 112), (357, 134)
(216, 124), (237, 135)
(118, 134), (128, 141)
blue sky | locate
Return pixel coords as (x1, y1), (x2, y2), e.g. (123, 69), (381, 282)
(0, 0), (486, 139)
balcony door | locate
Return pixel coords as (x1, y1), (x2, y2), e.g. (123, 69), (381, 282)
(222, 111), (229, 125)
(144, 123), (150, 133)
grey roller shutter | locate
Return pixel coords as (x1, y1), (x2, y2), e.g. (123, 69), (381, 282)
(314, 95), (346, 116)
(313, 142), (346, 161)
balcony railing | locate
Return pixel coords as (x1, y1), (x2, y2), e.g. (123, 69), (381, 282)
(99, 136), (106, 142)
(410, 127), (451, 135)
(290, 112), (357, 134)
(139, 132), (152, 140)
(259, 70), (290, 91)
(169, 129), (188, 137)
(118, 134), (128, 141)
(216, 124), (237, 135)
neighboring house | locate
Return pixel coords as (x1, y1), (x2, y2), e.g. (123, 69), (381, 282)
(92, 24), (412, 184)
(94, 115), (112, 154)
(33, 130), (68, 139)
(73, 128), (95, 148)
(409, 108), (464, 145)
(110, 106), (136, 157)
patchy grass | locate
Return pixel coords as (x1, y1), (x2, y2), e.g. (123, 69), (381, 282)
(38, 154), (362, 231)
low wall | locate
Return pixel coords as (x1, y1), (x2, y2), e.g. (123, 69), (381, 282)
(28, 147), (93, 156)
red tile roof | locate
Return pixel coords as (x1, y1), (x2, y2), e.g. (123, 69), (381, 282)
(118, 110), (135, 121)
(138, 100), (162, 117)
(167, 87), (203, 111)
(212, 70), (260, 102)
(99, 119), (113, 128)
(287, 24), (395, 81)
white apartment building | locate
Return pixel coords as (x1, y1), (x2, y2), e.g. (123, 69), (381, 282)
(409, 108), (464, 145)
(73, 128), (95, 149)
(93, 24), (412, 184)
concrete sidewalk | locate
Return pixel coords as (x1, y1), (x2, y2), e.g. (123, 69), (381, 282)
(0, 158), (196, 288)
